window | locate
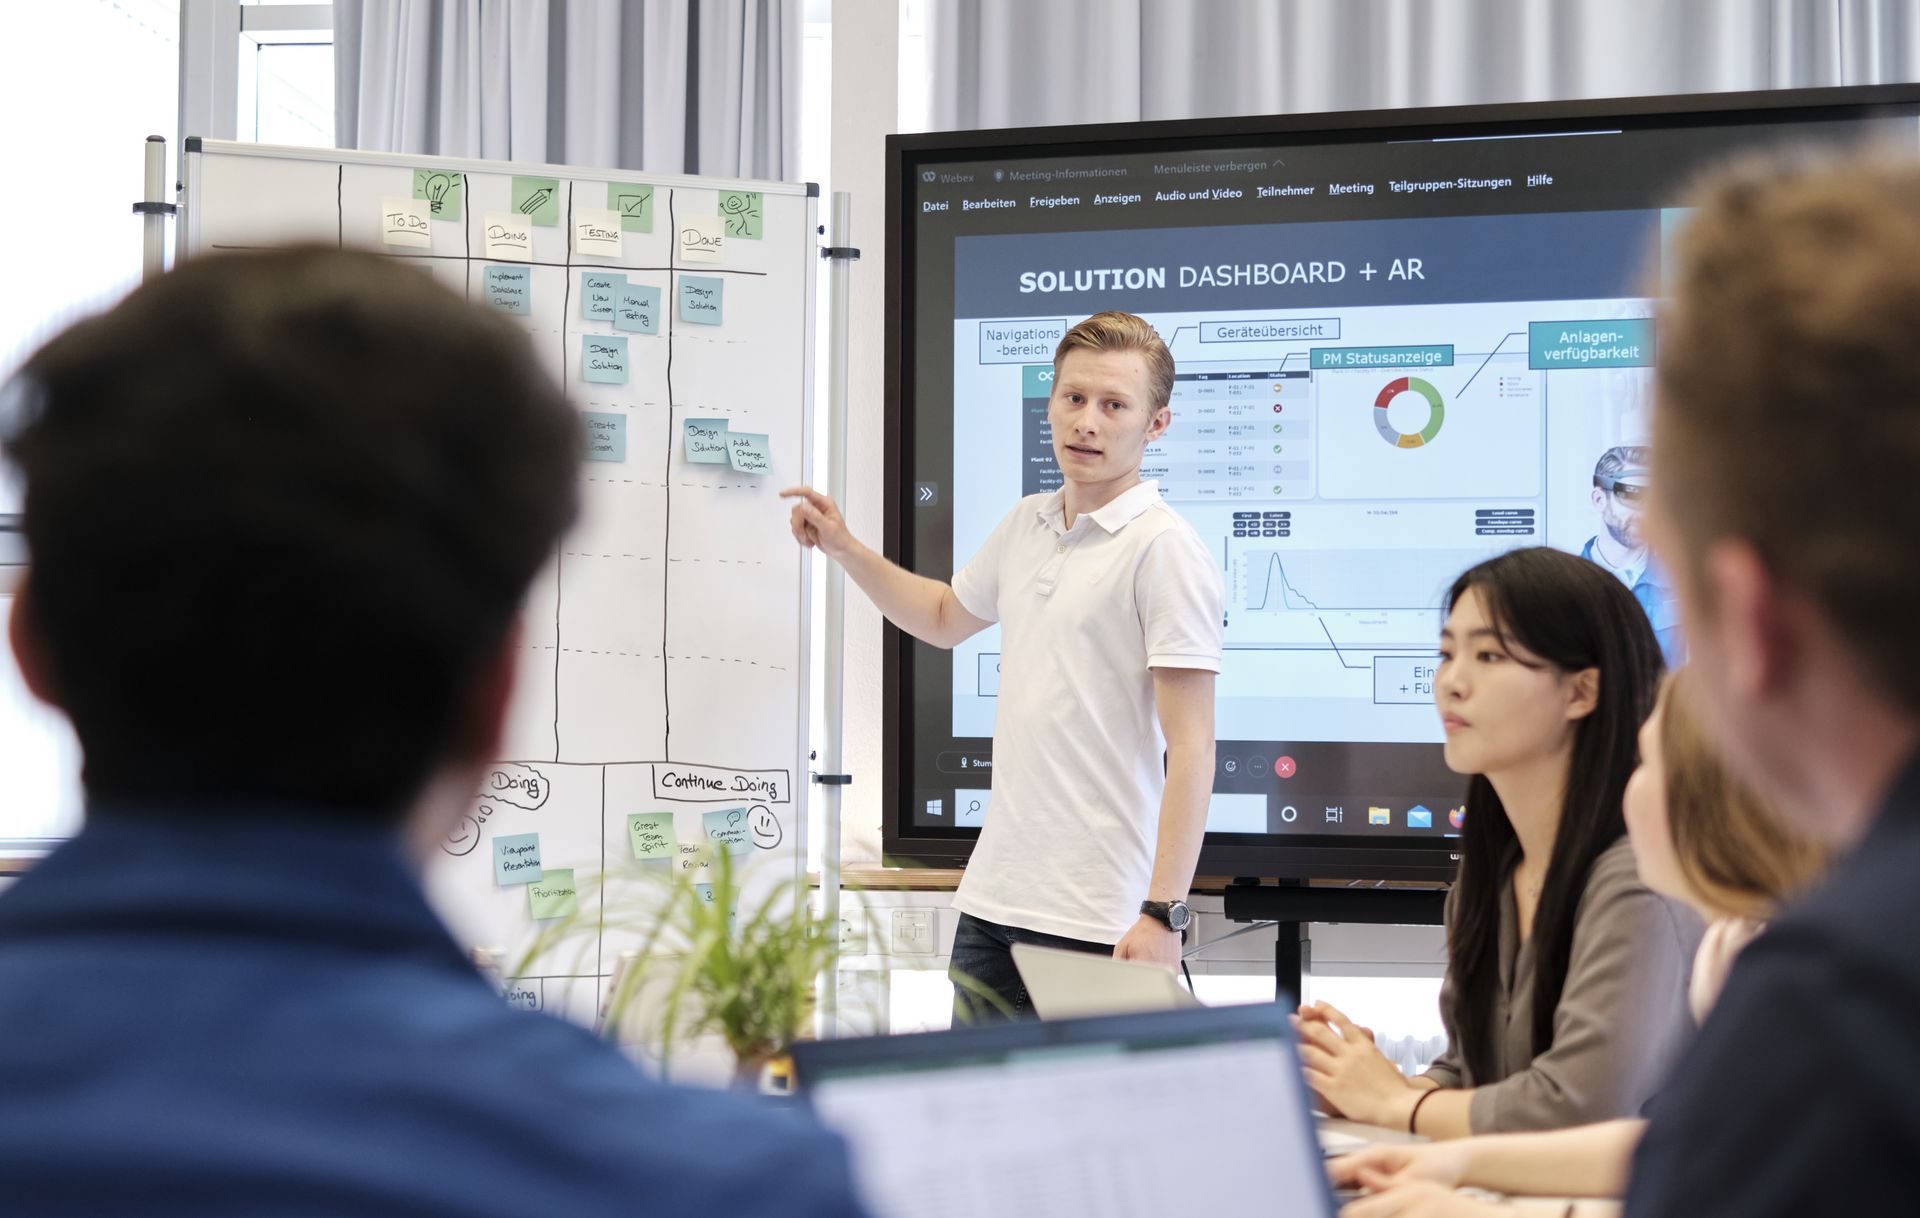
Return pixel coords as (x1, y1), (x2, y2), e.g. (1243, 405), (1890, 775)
(1, 0), (180, 848)
(237, 2), (333, 146)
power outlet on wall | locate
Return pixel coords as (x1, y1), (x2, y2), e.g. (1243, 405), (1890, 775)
(838, 906), (869, 954)
(891, 909), (935, 955)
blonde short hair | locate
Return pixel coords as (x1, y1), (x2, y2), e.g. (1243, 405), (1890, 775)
(1658, 671), (1828, 920)
(1053, 311), (1175, 409)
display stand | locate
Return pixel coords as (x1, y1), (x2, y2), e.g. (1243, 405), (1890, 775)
(1224, 880), (1447, 1005)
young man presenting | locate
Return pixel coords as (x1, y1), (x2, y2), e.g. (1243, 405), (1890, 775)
(785, 312), (1223, 1021)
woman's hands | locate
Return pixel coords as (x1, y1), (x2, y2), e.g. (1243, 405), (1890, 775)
(1329, 1142), (1473, 1192)
(1337, 1181), (1509, 1218)
(1295, 1000), (1422, 1129)
(1331, 1146), (1500, 1218)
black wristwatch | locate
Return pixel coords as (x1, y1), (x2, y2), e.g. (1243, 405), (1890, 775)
(1140, 899), (1192, 932)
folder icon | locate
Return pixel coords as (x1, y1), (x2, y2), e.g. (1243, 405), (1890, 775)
(1407, 805), (1433, 829)
(1368, 806), (1390, 825)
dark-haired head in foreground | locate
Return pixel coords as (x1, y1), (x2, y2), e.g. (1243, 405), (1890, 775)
(4, 247), (578, 820)
(0, 249), (865, 1216)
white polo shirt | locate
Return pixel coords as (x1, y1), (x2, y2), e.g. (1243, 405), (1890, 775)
(949, 480), (1225, 943)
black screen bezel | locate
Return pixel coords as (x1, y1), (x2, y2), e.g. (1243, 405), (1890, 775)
(882, 83), (1920, 879)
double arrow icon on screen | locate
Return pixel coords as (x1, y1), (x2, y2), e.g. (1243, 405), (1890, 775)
(915, 483), (938, 506)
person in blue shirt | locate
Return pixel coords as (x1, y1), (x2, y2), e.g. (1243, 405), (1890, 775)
(1621, 158), (1920, 1217)
(0, 248), (867, 1218)
(1581, 445), (1684, 666)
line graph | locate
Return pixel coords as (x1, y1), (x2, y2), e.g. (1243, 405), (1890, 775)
(1236, 548), (1494, 614)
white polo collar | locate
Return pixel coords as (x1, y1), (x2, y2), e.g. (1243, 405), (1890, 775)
(1037, 480), (1163, 535)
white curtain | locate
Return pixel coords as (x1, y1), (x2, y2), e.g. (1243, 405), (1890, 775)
(931, 0), (1920, 130)
(335, 0), (799, 179)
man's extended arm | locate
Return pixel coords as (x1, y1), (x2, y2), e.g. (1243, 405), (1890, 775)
(783, 486), (989, 649)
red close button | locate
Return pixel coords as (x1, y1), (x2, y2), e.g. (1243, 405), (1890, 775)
(1275, 755), (1297, 779)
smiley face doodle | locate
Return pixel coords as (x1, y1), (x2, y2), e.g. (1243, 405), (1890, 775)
(442, 813), (481, 856)
(749, 805), (782, 849)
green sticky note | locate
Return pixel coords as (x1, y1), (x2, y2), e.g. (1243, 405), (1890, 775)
(512, 176), (560, 227)
(412, 169), (463, 221)
(683, 417), (729, 464)
(610, 182), (654, 233)
(628, 812), (677, 861)
(679, 275), (724, 326)
(725, 431), (771, 477)
(718, 190), (763, 238)
(528, 869), (578, 919)
(702, 807), (753, 856)
(494, 832), (542, 885)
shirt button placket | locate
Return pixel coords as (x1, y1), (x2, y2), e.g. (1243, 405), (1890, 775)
(1039, 536), (1070, 597)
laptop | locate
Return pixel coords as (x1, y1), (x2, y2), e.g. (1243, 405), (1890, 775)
(1011, 941), (1202, 1019)
(792, 1004), (1339, 1218)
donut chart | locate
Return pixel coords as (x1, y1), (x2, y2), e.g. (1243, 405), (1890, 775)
(1374, 376), (1445, 448)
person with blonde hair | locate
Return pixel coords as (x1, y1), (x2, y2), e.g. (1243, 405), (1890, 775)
(1327, 671), (1827, 1216)
(783, 312), (1223, 1021)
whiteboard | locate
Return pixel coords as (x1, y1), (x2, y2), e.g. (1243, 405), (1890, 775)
(182, 141), (816, 1025)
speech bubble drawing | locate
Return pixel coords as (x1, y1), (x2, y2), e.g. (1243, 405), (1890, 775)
(480, 764), (550, 811)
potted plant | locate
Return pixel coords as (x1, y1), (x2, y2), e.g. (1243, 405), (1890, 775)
(514, 846), (843, 1088)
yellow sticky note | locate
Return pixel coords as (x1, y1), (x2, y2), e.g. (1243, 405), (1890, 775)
(380, 197), (432, 248)
(678, 214), (724, 263)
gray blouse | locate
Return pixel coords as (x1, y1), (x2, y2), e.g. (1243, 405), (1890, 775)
(1420, 836), (1704, 1132)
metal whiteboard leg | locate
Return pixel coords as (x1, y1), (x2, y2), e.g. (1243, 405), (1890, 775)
(818, 191), (855, 1038)
(137, 136), (174, 281)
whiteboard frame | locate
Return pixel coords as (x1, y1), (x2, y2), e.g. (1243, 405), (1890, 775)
(177, 140), (820, 899)
(180, 139), (817, 257)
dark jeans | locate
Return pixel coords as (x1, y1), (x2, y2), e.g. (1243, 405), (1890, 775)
(948, 912), (1113, 1025)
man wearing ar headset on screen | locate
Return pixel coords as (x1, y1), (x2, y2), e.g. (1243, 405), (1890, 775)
(783, 312), (1224, 1023)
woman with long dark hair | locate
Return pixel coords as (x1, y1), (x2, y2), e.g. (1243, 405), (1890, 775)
(1295, 547), (1702, 1137)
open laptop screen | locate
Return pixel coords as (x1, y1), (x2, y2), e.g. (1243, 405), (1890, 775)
(795, 1006), (1335, 1218)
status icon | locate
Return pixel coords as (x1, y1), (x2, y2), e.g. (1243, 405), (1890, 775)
(1407, 805), (1433, 829)
(1368, 806), (1391, 826)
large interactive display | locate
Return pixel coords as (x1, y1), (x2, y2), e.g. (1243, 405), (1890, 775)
(885, 87), (1920, 879)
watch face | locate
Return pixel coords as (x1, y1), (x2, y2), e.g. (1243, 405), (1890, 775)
(1168, 902), (1192, 931)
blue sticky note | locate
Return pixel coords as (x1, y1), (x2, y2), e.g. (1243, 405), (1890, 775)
(583, 411), (626, 462)
(678, 275), (724, 325)
(582, 335), (629, 384)
(483, 265), (530, 315)
(726, 431), (771, 476)
(615, 283), (660, 334)
(683, 417), (730, 464)
(494, 832), (542, 885)
(692, 882), (737, 932)
(581, 271), (625, 321)
(702, 807), (753, 856)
